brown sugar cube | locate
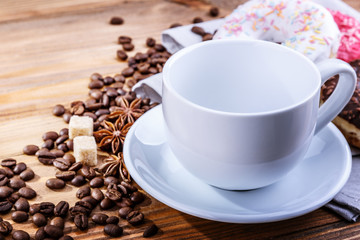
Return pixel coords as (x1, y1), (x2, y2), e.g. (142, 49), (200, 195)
(69, 116), (93, 139)
(73, 136), (97, 166)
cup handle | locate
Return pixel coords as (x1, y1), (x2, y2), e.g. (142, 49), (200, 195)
(315, 59), (356, 134)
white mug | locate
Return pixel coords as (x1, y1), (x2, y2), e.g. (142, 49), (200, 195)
(162, 39), (356, 190)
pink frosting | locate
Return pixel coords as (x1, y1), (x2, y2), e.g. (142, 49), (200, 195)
(330, 10), (360, 62)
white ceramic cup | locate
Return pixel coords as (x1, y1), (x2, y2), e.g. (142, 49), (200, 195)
(162, 39), (356, 190)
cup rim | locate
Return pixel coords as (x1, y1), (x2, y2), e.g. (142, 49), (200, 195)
(162, 39), (321, 117)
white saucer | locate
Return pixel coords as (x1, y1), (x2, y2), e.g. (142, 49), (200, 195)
(123, 105), (352, 223)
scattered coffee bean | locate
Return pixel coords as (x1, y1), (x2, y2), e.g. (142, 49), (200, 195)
(117, 50), (128, 61)
(209, 6), (219, 17)
(54, 201), (69, 218)
(50, 216), (65, 229)
(0, 186), (13, 198)
(55, 135), (68, 145)
(23, 145), (39, 155)
(0, 175), (8, 186)
(104, 176), (119, 186)
(18, 187), (37, 199)
(59, 128), (69, 136)
(44, 224), (64, 239)
(169, 23), (182, 28)
(202, 33), (213, 41)
(59, 235), (74, 240)
(42, 139), (54, 149)
(37, 151), (56, 165)
(79, 165), (96, 180)
(130, 191), (144, 204)
(33, 213), (47, 227)
(106, 189), (122, 201)
(76, 186), (91, 199)
(123, 43), (135, 51)
(91, 188), (104, 202)
(42, 131), (59, 141)
(63, 112), (72, 123)
(74, 214), (88, 230)
(2, 167), (13, 178)
(12, 230), (30, 240)
(89, 80), (104, 89)
(0, 201), (13, 213)
(51, 149), (65, 158)
(191, 26), (206, 36)
(143, 224), (159, 238)
(100, 198), (115, 210)
(35, 226), (46, 240)
(118, 35), (132, 44)
(106, 216), (119, 224)
(103, 76), (115, 85)
(68, 162), (82, 171)
(0, 220), (12, 235)
(19, 169), (35, 181)
(121, 180), (137, 192)
(116, 197), (134, 208)
(53, 158), (71, 171)
(55, 171), (76, 181)
(90, 177), (104, 188)
(119, 206), (132, 219)
(92, 213), (108, 225)
(46, 178), (66, 190)
(110, 16), (124, 25)
(9, 177), (26, 190)
(146, 37), (156, 47)
(81, 196), (98, 208)
(53, 104), (65, 116)
(14, 198), (29, 212)
(126, 210), (144, 225)
(1, 158), (16, 168)
(12, 210), (29, 223)
(8, 192), (20, 203)
(193, 17), (203, 23)
(39, 202), (55, 216)
(29, 203), (40, 215)
(104, 223), (123, 237)
(71, 175), (87, 187)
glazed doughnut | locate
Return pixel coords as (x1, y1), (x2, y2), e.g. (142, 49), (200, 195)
(213, 0), (340, 62)
(329, 10), (360, 63)
(321, 60), (360, 148)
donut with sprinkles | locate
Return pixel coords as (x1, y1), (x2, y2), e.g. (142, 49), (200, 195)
(213, 0), (341, 62)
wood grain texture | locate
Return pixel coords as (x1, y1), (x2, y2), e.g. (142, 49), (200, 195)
(1, 0), (360, 239)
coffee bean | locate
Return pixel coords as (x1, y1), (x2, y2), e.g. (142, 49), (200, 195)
(71, 175), (87, 187)
(11, 210), (28, 223)
(74, 214), (88, 230)
(35, 148), (49, 156)
(12, 162), (27, 175)
(42, 139), (54, 149)
(101, 94), (110, 108)
(35, 226), (46, 240)
(63, 153), (75, 164)
(69, 162), (82, 172)
(14, 198), (29, 212)
(106, 216), (119, 224)
(91, 188), (104, 202)
(59, 128), (69, 136)
(55, 170), (76, 181)
(53, 104), (65, 116)
(19, 169), (35, 181)
(193, 17), (203, 23)
(2, 167), (13, 178)
(95, 108), (110, 116)
(37, 151), (56, 165)
(0, 201), (12, 213)
(202, 33), (213, 41)
(126, 210), (144, 225)
(104, 176), (119, 186)
(90, 72), (103, 81)
(70, 202), (92, 216)
(117, 50), (128, 61)
(50, 216), (65, 229)
(42, 131), (59, 141)
(1, 158), (16, 168)
(76, 186), (91, 199)
(46, 178), (66, 189)
(92, 213), (108, 225)
(143, 224), (159, 238)
(121, 181), (138, 192)
(79, 165), (96, 180)
(0, 186), (13, 198)
(90, 177), (104, 188)
(169, 23), (182, 28)
(54, 201), (69, 218)
(116, 197), (134, 208)
(146, 37), (156, 47)
(104, 224), (123, 237)
(118, 206), (132, 219)
(51, 149), (65, 158)
(29, 203), (40, 215)
(53, 158), (71, 171)
(191, 26), (206, 36)
(44, 224), (64, 239)
(63, 112), (72, 123)
(100, 198), (115, 210)
(0, 220), (12, 236)
(59, 235), (74, 240)
(18, 187), (37, 199)
(103, 76), (114, 85)
(123, 43), (135, 51)
(23, 145), (39, 155)
(81, 196), (98, 208)
(110, 16), (124, 25)
(8, 192), (20, 203)
(130, 191), (144, 204)
(40, 202), (55, 216)
(10, 183), (25, 196)
(0, 175), (8, 186)
(12, 230), (30, 240)
(106, 189), (122, 201)
(154, 43), (166, 52)
(118, 35), (132, 44)
(106, 88), (118, 98)
(33, 213), (47, 227)
(57, 143), (69, 152)
(209, 6), (219, 17)
(89, 80), (104, 89)
(55, 135), (68, 145)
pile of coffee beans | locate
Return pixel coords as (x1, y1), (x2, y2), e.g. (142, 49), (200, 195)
(2, 5), (223, 238)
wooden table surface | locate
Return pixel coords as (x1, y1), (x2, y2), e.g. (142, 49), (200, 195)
(1, 0), (360, 239)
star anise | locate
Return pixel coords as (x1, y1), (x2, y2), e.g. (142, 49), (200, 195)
(108, 97), (144, 124)
(93, 117), (133, 154)
(96, 153), (131, 182)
